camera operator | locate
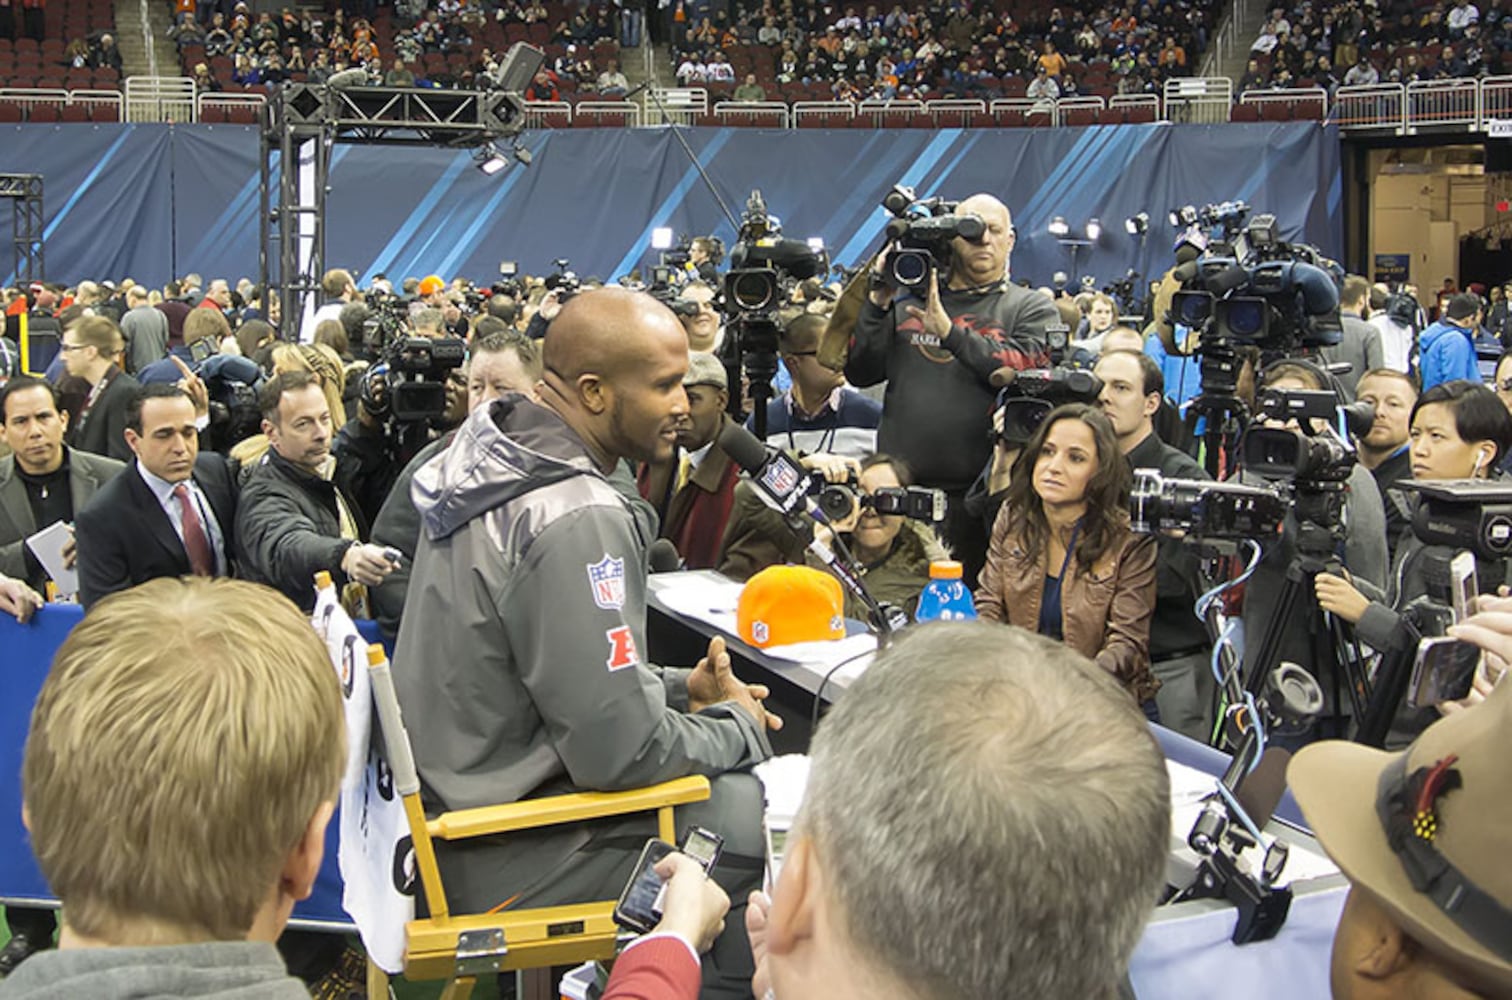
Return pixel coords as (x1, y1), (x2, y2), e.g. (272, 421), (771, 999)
(299, 268), (358, 345)
(1354, 368), (1419, 558)
(1318, 274), (1384, 401)
(681, 236), (722, 286)
(1370, 283), (1421, 374)
(803, 453), (948, 619)
(1313, 380), (1512, 746)
(368, 331), (545, 640)
(1238, 361), (1389, 736)
(1095, 348), (1213, 739)
(673, 280), (723, 354)
(847, 193), (1057, 585)
(417, 273), (469, 339)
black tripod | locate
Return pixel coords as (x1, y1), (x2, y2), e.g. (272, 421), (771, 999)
(1241, 514), (1372, 740)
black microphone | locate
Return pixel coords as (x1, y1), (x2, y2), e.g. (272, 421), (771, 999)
(648, 538), (683, 574)
(717, 421), (809, 516)
(1235, 747), (1292, 830)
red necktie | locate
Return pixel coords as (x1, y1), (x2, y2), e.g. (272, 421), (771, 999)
(173, 483), (215, 577)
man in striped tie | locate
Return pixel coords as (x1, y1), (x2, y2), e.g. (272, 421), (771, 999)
(75, 383), (238, 610)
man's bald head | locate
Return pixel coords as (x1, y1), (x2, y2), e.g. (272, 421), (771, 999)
(539, 287), (691, 471)
(543, 286), (686, 383)
(951, 193), (1015, 289)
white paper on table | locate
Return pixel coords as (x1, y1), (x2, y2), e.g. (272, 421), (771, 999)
(651, 574), (744, 634)
(26, 520), (76, 597)
(759, 633), (876, 676)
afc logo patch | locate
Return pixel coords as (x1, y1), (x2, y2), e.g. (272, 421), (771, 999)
(587, 554), (626, 610)
(606, 625), (640, 671)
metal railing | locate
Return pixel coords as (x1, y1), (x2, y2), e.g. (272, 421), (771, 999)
(647, 86), (706, 125)
(714, 100), (790, 127)
(196, 91), (265, 123)
(15, 76), (1512, 134)
(124, 75), (194, 123)
(573, 100), (641, 127)
(1164, 76), (1233, 124)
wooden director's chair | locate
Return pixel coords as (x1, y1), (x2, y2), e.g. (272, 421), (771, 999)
(365, 645), (711, 999)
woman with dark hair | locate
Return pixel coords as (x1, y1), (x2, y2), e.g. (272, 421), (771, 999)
(1314, 379), (1512, 743)
(809, 453), (949, 616)
(975, 404), (1160, 708)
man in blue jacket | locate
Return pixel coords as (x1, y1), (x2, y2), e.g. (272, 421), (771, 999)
(1419, 292), (1483, 390)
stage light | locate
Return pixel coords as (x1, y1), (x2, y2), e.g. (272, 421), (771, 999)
(1125, 212), (1149, 236)
(1085, 218), (1102, 241)
(1048, 215), (1070, 237)
(806, 237), (825, 251)
(1169, 205), (1197, 228)
(650, 227), (675, 250)
(473, 143), (509, 175)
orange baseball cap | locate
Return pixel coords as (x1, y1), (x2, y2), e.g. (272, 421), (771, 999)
(418, 274), (446, 297)
(737, 565), (845, 648)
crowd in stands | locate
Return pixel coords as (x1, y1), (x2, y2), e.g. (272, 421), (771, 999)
(1238, 0), (1512, 97)
(171, 0), (625, 95)
(670, 1), (1214, 105)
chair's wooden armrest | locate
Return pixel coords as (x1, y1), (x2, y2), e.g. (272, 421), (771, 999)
(428, 775), (711, 841)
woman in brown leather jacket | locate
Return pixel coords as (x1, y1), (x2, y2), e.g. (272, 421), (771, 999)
(974, 403), (1160, 713)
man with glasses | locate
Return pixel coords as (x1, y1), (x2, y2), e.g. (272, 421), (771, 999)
(750, 313), (879, 459)
(58, 316), (139, 463)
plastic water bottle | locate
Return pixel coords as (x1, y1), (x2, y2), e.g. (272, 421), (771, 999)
(915, 560), (978, 622)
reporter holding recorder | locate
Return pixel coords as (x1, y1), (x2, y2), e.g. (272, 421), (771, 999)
(974, 403), (1160, 715)
(1313, 380), (1512, 746)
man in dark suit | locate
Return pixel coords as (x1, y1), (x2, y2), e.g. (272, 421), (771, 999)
(0, 374), (122, 975)
(0, 375), (124, 593)
(635, 352), (741, 570)
(59, 314), (140, 464)
(75, 383), (237, 609)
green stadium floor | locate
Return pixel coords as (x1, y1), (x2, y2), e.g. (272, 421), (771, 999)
(0, 908), (504, 999)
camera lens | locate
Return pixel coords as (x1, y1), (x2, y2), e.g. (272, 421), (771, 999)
(729, 270), (778, 311)
(890, 250), (930, 287)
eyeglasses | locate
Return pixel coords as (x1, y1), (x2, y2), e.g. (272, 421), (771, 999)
(57, 343), (90, 352)
(783, 350), (818, 357)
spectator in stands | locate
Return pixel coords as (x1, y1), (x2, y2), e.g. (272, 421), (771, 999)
(3, 577), (344, 1000)
(383, 57), (414, 86)
(525, 67), (559, 100)
(1348, 57), (1384, 87)
(597, 57), (628, 97)
(91, 34), (123, 74)
(236, 370), (394, 612)
(61, 317), (138, 465)
(732, 72), (766, 102)
(75, 384), (238, 609)
(749, 621), (1169, 1000)
(192, 62), (222, 93)
(1027, 65), (1060, 101)
(120, 284), (169, 375)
